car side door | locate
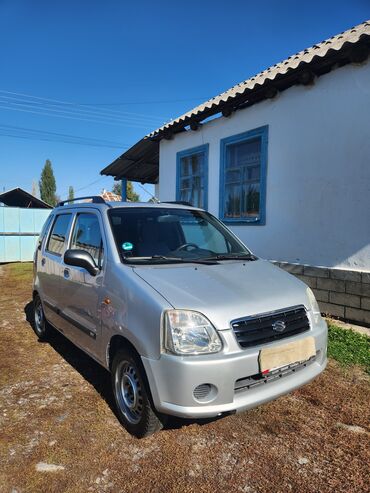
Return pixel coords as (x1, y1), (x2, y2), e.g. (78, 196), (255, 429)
(38, 213), (73, 330)
(59, 211), (106, 361)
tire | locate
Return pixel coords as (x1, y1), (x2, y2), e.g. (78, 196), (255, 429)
(33, 294), (50, 340)
(111, 347), (165, 438)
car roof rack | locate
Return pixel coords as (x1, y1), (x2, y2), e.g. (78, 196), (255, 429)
(162, 201), (193, 207)
(57, 195), (107, 207)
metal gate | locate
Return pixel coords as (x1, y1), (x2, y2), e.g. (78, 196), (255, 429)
(0, 207), (51, 262)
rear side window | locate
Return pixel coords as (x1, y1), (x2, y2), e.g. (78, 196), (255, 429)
(46, 214), (72, 256)
(37, 215), (53, 249)
(70, 213), (104, 266)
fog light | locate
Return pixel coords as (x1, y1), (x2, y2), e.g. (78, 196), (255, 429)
(193, 383), (217, 402)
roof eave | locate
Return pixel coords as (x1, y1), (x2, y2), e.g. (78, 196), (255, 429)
(100, 20), (370, 184)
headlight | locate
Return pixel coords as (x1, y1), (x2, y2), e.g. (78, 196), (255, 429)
(306, 288), (322, 324)
(164, 310), (222, 355)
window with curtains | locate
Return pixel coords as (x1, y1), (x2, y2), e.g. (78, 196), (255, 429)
(176, 144), (208, 209)
(220, 126), (268, 225)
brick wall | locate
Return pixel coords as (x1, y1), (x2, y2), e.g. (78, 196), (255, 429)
(273, 262), (370, 325)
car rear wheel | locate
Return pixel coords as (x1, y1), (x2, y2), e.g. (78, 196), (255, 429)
(33, 294), (50, 340)
(111, 347), (165, 438)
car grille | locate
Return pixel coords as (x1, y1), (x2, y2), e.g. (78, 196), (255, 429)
(231, 305), (310, 349)
(234, 352), (318, 393)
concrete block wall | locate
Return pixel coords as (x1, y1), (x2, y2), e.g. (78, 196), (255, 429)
(273, 262), (370, 325)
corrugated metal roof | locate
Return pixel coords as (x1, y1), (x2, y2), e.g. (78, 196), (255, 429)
(101, 20), (370, 183)
(101, 136), (159, 184)
(0, 187), (52, 209)
(149, 20), (370, 138)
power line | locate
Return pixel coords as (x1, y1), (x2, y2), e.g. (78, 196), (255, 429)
(0, 131), (128, 149)
(0, 123), (130, 148)
(0, 90), (168, 121)
(0, 126), (131, 149)
(75, 97), (211, 106)
(3, 123), (128, 146)
(136, 182), (159, 202)
(75, 177), (104, 191)
(73, 176), (109, 193)
(0, 89), (170, 129)
(0, 96), (165, 125)
(0, 103), (161, 129)
(58, 175), (112, 201)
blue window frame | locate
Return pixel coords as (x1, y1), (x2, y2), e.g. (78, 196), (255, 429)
(176, 144), (209, 209)
(219, 125), (268, 225)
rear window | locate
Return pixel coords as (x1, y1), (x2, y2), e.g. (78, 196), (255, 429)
(46, 214), (72, 256)
(37, 215), (53, 250)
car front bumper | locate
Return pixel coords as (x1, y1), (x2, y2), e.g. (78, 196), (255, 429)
(142, 318), (328, 418)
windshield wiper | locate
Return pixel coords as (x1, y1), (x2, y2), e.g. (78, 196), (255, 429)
(203, 253), (258, 261)
(124, 255), (219, 265)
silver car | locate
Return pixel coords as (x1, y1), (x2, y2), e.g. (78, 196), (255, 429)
(33, 196), (327, 437)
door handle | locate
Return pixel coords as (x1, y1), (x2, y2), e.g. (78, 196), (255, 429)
(63, 268), (70, 279)
(41, 258), (46, 266)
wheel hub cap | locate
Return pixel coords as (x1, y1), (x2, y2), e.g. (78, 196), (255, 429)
(115, 361), (143, 424)
(35, 302), (44, 333)
(122, 373), (138, 410)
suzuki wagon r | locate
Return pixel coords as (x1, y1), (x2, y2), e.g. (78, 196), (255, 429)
(33, 197), (327, 437)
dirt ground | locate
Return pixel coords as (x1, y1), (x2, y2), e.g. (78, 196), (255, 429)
(0, 263), (369, 493)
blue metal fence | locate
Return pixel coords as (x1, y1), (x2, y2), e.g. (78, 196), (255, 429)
(0, 207), (51, 262)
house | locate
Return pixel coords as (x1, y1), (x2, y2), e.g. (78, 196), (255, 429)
(0, 187), (51, 209)
(100, 20), (370, 324)
(100, 189), (121, 202)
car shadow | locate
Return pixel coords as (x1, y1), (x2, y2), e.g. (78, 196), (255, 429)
(24, 301), (116, 410)
(24, 301), (228, 433)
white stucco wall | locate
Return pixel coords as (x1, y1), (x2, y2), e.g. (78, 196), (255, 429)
(158, 61), (370, 271)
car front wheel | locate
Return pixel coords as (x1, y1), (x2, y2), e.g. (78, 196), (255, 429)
(111, 347), (165, 438)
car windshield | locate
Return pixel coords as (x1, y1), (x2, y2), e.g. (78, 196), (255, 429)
(108, 207), (253, 264)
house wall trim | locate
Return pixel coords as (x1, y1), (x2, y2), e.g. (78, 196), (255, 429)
(176, 143), (209, 210)
(219, 125), (268, 225)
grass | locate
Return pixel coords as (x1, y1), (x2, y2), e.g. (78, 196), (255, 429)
(328, 323), (370, 373)
(6, 262), (33, 280)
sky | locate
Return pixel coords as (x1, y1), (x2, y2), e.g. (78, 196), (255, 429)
(0, 0), (369, 202)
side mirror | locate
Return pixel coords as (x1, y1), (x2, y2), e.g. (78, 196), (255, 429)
(64, 249), (99, 276)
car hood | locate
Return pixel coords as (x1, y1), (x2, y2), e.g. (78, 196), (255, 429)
(134, 259), (310, 330)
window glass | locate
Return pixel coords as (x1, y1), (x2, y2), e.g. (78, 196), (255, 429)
(177, 147), (208, 209)
(108, 207), (250, 263)
(37, 215), (53, 250)
(47, 214), (72, 255)
(182, 217), (228, 252)
(71, 213), (104, 266)
(224, 137), (261, 220)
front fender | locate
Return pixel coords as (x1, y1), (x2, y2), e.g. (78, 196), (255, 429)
(101, 261), (172, 366)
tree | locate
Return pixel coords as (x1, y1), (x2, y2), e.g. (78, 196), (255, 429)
(112, 180), (140, 202)
(68, 186), (75, 201)
(39, 160), (57, 206)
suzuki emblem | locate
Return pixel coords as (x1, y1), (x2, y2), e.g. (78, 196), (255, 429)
(272, 320), (286, 332)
